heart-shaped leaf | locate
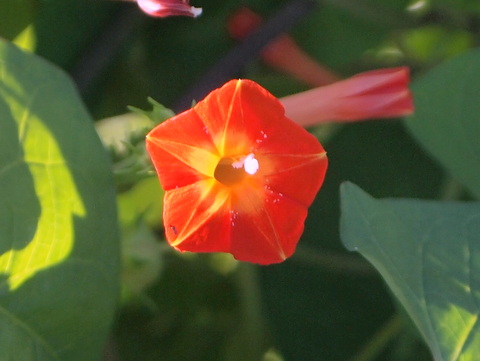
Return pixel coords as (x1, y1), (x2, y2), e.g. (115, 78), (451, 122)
(340, 182), (480, 361)
(405, 48), (480, 199)
(0, 40), (119, 360)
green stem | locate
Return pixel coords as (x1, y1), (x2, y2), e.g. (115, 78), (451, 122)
(293, 245), (376, 276)
(438, 176), (464, 201)
(227, 263), (267, 361)
(348, 313), (403, 361)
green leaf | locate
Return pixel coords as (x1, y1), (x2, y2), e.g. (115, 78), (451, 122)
(340, 182), (480, 361)
(405, 49), (480, 199)
(128, 97), (175, 125)
(0, 40), (119, 359)
(260, 121), (443, 361)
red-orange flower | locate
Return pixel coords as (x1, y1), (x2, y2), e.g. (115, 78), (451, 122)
(146, 79), (327, 264)
(134, 0), (202, 18)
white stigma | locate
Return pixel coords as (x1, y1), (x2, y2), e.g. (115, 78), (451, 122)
(243, 153), (259, 175)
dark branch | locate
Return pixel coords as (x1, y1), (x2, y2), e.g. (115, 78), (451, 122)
(172, 0), (318, 112)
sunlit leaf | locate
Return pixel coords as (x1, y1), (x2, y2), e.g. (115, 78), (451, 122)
(405, 48), (480, 199)
(13, 24), (37, 52)
(0, 39), (119, 360)
(340, 182), (480, 361)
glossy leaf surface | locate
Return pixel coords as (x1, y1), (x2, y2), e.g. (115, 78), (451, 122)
(405, 48), (480, 199)
(0, 40), (119, 360)
(340, 182), (480, 361)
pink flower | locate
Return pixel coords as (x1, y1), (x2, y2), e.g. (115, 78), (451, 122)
(135, 0), (202, 18)
(281, 67), (414, 127)
(227, 8), (413, 127)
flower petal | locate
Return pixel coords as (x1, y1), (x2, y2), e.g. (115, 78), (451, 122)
(163, 179), (232, 252)
(229, 185), (309, 264)
(165, 178), (311, 264)
(281, 67), (414, 126)
(195, 79), (328, 207)
(136, 0), (202, 18)
(193, 79), (285, 155)
(146, 109), (219, 190)
(258, 153), (327, 207)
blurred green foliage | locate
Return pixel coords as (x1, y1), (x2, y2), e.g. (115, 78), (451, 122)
(1, 0), (480, 360)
